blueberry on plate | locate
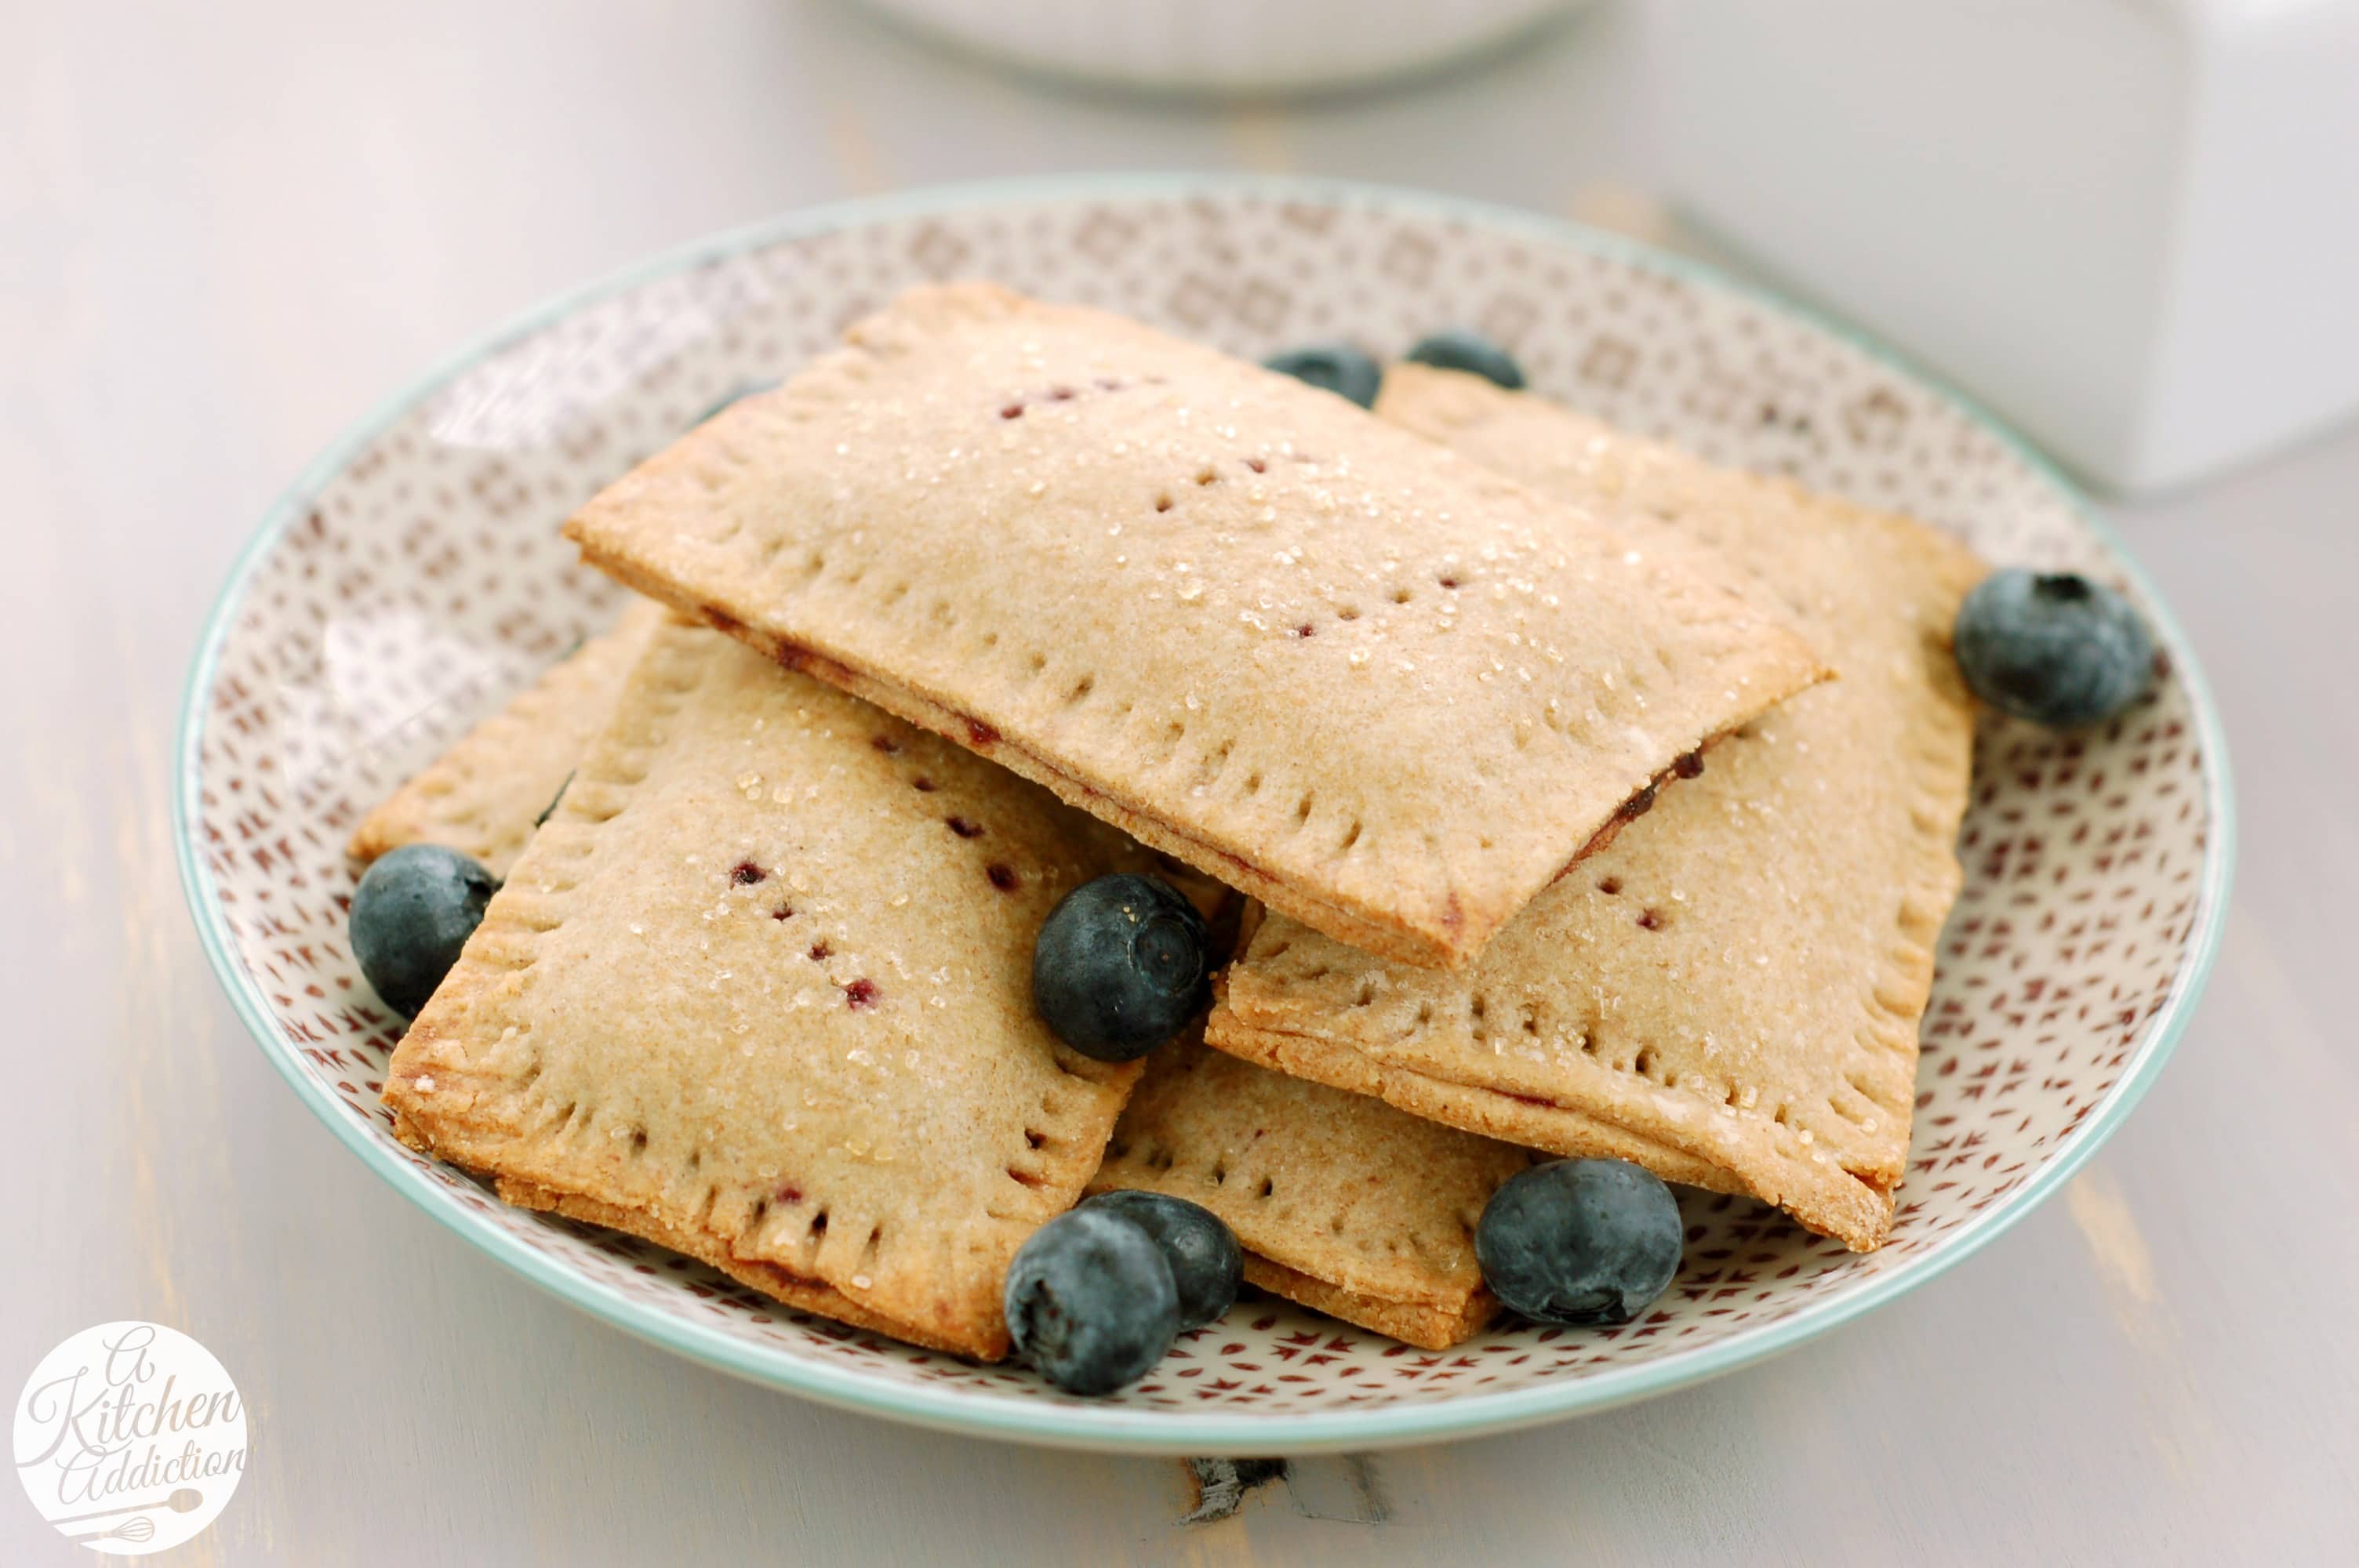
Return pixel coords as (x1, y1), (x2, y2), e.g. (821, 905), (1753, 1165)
(1474, 1158), (1683, 1327)
(349, 844), (500, 1017)
(690, 376), (781, 428)
(1004, 1207), (1180, 1396)
(1262, 343), (1383, 409)
(1032, 873), (1212, 1062)
(1954, 568), (2155, 728)
(1082, 1190), (1241, 1330)
(1403, 330), (1525, 390)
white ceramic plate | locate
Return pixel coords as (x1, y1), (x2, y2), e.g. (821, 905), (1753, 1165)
(177, 176), (2231, 1453)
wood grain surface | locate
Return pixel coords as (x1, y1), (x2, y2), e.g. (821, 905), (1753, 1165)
(3, 2), (2352, 1562)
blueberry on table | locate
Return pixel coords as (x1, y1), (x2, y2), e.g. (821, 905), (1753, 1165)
(349, 844), (500, 1017)
(1403, 330), (1525, 390)
(1031, 874), (1212, 1062)
(1004, 1207), (1180, 1396)
(1475, 1158), (1683, 1327)
(1954, 568), (2155, 728)
(1262, 343), (1384, 409)
(1082, 1190), (1242, 1330)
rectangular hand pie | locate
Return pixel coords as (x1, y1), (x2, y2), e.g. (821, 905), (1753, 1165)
(1207, 368), (1985, 1251)
(383, 619), (1159, 1357)
(1092, 1036), (1532, 1350)
(564, 283), (1826, 971)
(350, 598), (667, 877)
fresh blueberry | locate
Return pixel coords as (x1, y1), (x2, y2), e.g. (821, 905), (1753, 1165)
(691, 376), (780, 427)
(1954, 568), (2155, 728)
(1082, 1190), (1241, 1330)
(349, 844), (500, 1017)
(1262, 343), (1383, 409)
(1475, 1158), (1683, 1327)
(1403, 330), (1525, 390)
(1031, 874), (1211, 1062)
(1003, 1207), (1180, 1396)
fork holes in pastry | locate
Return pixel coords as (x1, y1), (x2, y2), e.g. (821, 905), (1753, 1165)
(1339, 819), (1362, 851)
(1392, 586), (1414, 604)
(1154, 494), (1173, 513)
(1336, 605), (1360, 622)
(1244, 456), (1267, 474)
(1637, 909), (1663, 931)
(1195, 466), (1218, 485)
(987, 863), (1019, 892)
(1634, 1049), (1659, 1079)
(1354, 980), (1376, 1007)
(1211, 1163), (1227, 1185)
(1257, 1178), (1274, 1200)
(629, 1127), (648, 1154)
(1295, 793), (1314, 825)
(912, 777), (937, 793)
(1438, 575), (1461, 589)
(1007, 1167), (1049, 1189)
(1598, 877), (1622, 895)
(1024, 1129), (1046, 1149)
(1067, 674), (1094, 704)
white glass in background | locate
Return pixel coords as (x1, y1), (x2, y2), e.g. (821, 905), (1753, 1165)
(1654, 0), (2359, 494)
(859, 0), (1585, 96)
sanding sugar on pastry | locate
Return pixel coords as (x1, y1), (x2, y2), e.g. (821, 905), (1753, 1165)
(562, 283), (1827, 973)
(383, 619), (1163, 1357)
(1209, 368), (1986, 1252)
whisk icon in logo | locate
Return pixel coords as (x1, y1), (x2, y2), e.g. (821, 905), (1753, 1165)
(13, 1322), (246, 1554)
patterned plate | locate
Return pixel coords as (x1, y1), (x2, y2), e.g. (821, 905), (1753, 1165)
(176, 176), (2231, 1453)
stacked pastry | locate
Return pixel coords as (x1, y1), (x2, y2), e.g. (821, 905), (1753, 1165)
(365, 283), (1984, 1363)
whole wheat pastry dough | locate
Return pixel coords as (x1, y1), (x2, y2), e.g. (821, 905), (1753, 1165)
(1208, 368), (1985, 1251)
(349, 599), (667, 877)
(383, 621), (1157, 1357)
(1093, 1038), (1532, 1350)
(365, 627), (1524, 1350)
(564, 283), (1826, 971)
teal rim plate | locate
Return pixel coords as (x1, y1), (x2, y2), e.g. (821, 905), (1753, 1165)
(176, 174), (2231, 1453)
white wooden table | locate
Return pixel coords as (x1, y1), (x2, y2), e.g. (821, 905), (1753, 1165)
(5, 2), (2353, 1560)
